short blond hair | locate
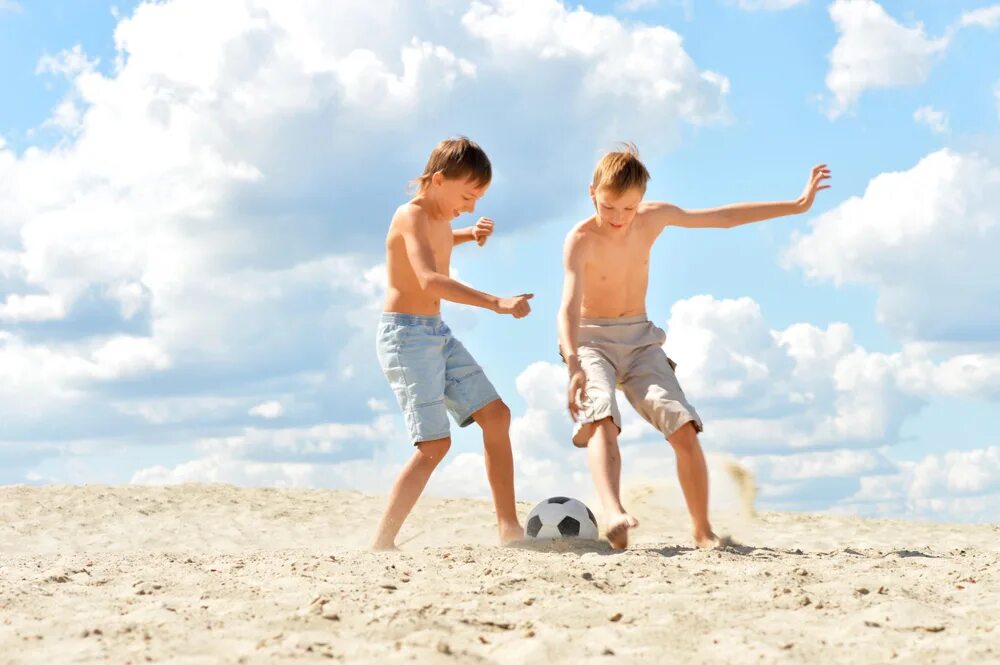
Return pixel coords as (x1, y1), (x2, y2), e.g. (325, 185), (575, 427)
(592, 143), (650, 195)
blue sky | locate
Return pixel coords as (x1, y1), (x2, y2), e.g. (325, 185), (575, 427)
(1, 0), (998, 522)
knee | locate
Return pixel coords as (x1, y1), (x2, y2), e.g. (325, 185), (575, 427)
(575, 416), (617, 448)
(475, 400), (511, 432)
(416, 437), (451, 466)
(667, 421), (699, 454)
(596, 416), (618, 439)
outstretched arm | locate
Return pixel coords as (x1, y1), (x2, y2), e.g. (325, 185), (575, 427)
(401, 212), (531, 317)
(644, 164), (831, 231)
(557, 232), (588, 419)
(453, 217), (494, 246)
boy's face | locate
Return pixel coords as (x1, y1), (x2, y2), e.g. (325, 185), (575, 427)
(590, 185), (643, 232)
(431, 172), (489, 219)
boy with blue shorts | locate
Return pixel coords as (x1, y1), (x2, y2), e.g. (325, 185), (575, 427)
(371, 137), (533, 550)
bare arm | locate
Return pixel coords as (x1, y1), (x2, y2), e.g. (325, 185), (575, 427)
(452, 217), (494, 246)
(643, 164), (832, 231)
(452, 227), (477, 245)
(557, 231), (588, 418)
(400, 213), (532, 317)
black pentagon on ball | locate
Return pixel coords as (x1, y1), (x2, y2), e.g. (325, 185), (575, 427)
(547, 496), (571, 504)
(586, 506), (597, 526)
(527, 515), (543, 538)
(557, 516), (581, 537)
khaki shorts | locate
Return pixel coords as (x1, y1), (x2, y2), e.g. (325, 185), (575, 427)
(569, 315), (702, 446)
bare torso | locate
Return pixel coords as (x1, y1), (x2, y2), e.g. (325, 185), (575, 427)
(575, 209), (657, 319)
(383, 202), (453, 315)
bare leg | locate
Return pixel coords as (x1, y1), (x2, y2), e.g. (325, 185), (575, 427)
(667, 421), (716, 548)
(472, 400), (523, 544)
(583, 417), (638, 549)
(371, 438), (450, 550)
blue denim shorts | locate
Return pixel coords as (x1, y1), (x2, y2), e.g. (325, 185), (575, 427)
(376, 313), (500, 444)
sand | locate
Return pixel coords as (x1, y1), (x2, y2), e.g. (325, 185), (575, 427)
(1, 484), (997, 664)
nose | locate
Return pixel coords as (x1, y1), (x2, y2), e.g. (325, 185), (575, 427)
(465, 201), (476, 214)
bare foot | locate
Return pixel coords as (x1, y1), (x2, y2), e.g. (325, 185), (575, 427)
(499, 522), (525, 545)
(694, 530), (730, 550)
(370, 540), (399, 552)
(605, 513), (639, 550)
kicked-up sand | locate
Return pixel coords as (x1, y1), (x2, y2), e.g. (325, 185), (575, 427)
(1, 483), (997, 663)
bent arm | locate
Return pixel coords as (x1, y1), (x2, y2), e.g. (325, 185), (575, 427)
(557, 234), (586, 372)
(400, 223), (499, 312)
(452, 226), (476, 245)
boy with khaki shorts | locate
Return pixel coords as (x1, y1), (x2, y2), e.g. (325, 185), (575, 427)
(559, 145), (830, 548)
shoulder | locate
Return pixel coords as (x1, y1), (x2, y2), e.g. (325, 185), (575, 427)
(392, 202), (429, 232)
(563, 218), (595, 263)
(564, 217), (596, 246)
(636, 200), (682, 229)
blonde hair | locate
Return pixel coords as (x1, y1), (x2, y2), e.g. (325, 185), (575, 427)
(592, 143), (650, 194)
(412, 137), (492, 192)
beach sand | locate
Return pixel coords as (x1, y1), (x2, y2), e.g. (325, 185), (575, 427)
(1, 484), (997, 663)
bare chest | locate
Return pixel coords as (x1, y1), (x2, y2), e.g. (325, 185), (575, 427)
(584, 239), (651, 289)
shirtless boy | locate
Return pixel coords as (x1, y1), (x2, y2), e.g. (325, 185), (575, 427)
(558, 145), (831, 549)
(372, 137), (533, 550)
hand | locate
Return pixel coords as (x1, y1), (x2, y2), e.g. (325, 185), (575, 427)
(473, 217), (494, 246)
(796, 164), (831, 212)
(496, 293), (533, 318)
(567, 367), (588, 421)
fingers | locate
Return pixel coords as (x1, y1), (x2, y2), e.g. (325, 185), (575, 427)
(567, 386), (585, 420)
(475, 218), (494, 247)
(509, 293), (534, 318)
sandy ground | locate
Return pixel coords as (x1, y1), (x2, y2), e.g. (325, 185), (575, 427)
(1, 484), (997, 664)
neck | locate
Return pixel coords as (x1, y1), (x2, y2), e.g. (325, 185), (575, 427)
(413, 193), (448, 223)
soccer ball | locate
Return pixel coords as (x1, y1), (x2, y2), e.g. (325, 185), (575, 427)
(525, 496), (599, 540)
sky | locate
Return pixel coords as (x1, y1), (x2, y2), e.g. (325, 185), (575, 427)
(1, 0), (998, 523)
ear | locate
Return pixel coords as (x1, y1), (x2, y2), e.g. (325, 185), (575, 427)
(431, 171), (444, 187)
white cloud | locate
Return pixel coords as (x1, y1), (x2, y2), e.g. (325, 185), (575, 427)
(784, 150), (1000, 345)
(249, 400), (284, 419)
(912, 105), (949, 134)
(1, 0), (731, 453)
(734, 0), (806, 10)
(841, 446), (1000, 522)
(131, 404), (401, 486)
(959, 5), (1000, 29)
(617, 0), (659, 11)
(664, 296), (925, 452)
(748, 449), (885, 482)
(0, 293), (65, 322)
(131, 454), (399, 490)
(463, 0), (730, 136)
(825, 0), (950, 118)
(367, 398), (389, 412)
